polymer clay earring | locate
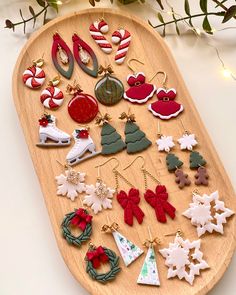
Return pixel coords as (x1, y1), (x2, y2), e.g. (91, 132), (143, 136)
(61, 207), (93, 247)
(178, 120), (209, 186)
(51, 32), (74, 79)
(102, 219), (143, 266)
(183, 190), (234, 237)
(112, 28), (131, 64)
(67, 81), (98, 124)
(66, 127), (101, 166)
(159, 230), (209, 285)
(148, 71), (184, 120)
(72, 33), (98, 78)
(55, 161), (86, 201)
(85, 242), (121, 284)
(83, 164), (115, 214)
(137, 227), (161, 286)
(22, 57), (45, 89)
(94, 65), (124, 106)
(124, 156), (176, 223)
(119, 110), (152, 154)
(95, 113), (126, 155)
(40, 75), (64, 109)
(36, 113), (71, 147)
(89, 19), (112, 54)
(123, 58), (156, 104)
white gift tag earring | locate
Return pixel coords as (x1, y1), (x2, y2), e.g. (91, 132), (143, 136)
(159, 230), (209, 285)
(137, 227), (161, 286)
(55, 161), (86, 201)
(102, 217), (143, 267)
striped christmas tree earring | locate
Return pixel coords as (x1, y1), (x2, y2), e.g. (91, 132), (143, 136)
(51, 32), (74, 79)
(137, 227), (161, 286)
(177, 119), (209, 186)
(102, 217), (143, 267)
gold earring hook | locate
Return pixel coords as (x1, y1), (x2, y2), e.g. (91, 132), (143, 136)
(149, 71), (167, 87)
(179, 118), (189, 134)
(127, 58), (144, 73)
(95, 157), (120, 171)
(123, 155), (145, 170)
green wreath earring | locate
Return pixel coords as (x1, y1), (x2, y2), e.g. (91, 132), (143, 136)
(85, 242), (121, 284)
(61, 207), (92, 247)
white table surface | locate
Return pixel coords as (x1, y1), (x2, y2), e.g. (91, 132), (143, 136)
(0, 0), (235, 294)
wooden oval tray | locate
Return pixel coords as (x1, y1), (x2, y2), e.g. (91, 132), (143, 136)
(12, 8), (236, 295)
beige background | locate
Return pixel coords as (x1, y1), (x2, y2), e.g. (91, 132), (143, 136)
(0, 0), (235, 294)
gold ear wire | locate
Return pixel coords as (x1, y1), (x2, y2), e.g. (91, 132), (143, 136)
(149, 70), (167, 87)
(123, 155), (145, 170)
(127, 58), (145, 73)
(95, 157), (120, 171)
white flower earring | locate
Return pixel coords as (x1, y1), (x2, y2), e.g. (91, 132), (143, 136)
(55, 161), (86, 201)
(156, 120), (175, 153)
(83, 161), (115, 214)
(177, 119), (198, 151)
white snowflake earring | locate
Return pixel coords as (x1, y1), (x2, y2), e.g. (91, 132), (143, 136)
(159, 230), (209, 285)
(156, 120), (175, 153)
(55, 161), (86, 201)
(178, 120), (209, 186)
(102, 218), (143, 267)
(137, 227), (161, 286)
(83, 162), (115, 214)
(183, 190), (234, 237)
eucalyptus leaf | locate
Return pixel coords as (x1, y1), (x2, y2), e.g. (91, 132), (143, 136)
(29, 6), (36, 28)
(47, 0), (58, 12)
(156, 0), (164, 10)
(184, 0), (190, 16)
(157, 12), (164, 23)
(202, 16), (213, 34)
(222, 5), (236, 23)
(36, 0), (46, 7)
(89, 0), (95, 6)
(200, 0), (207, 13)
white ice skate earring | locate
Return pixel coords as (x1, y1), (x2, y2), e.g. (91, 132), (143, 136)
(83, 164), (115, 214)
(66, 127), (101, 166)
(137, 227), (161, 286)
(102, 217), (143, 266)
(36, 113), (71, 147)
(183, 190), (234, 237)
(55, 161), (86, 201)
(159, 230), (209, 285)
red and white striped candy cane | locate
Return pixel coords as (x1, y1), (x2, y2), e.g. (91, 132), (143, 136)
(89, 20), (112, 54)
(112, 29), (131, 65)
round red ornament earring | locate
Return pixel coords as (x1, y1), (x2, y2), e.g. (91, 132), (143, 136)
(67, 81), (98, 124)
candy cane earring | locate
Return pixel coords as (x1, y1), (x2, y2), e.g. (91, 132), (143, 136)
(89, 19), (112, 54)
(123, 58), (157, 104)
(112, 28), (131, 64)
(124, 156), (176, 223)
(137, 227), (161, 286)
(40, 75), (64, 110)
(51, 33), (74, 79)
(148, 71), (184, 120)
(22, 57), (45, 89)
(102, 217), (143, 266)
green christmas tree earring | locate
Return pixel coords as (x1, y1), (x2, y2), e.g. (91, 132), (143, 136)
(119, 110), (152, 154)
(96, 113), (126, 155)
(177, 119), (209, 186)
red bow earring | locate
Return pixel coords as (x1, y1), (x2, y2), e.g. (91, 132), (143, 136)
(124, 156), (176, 223)
(123, 58), (156, 104)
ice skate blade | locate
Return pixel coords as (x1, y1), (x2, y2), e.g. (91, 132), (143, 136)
(67, 151), (101, 166)
(36, 142), (71, 147)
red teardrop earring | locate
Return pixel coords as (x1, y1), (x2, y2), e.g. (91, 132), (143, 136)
(51, 32), (74, 79)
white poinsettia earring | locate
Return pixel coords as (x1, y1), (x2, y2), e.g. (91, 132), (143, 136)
(156, 120), (175, 152)
(55, 161), (86, 201)
(83, 162), (115, 214)
(159, 230), (209, 285)
(183, 190), (234, 237)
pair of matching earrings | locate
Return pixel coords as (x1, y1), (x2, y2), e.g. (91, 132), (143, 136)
(157, 120), (209, 188)
(96, 111), (151, 155)
(89, 19), (131, 64)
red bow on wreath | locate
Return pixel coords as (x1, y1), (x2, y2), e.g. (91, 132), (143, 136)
(86, 246), (109, 269)
(144, 185), (176, 223)
(117, 188), (145, 226)
(70, 208), (93, 231)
